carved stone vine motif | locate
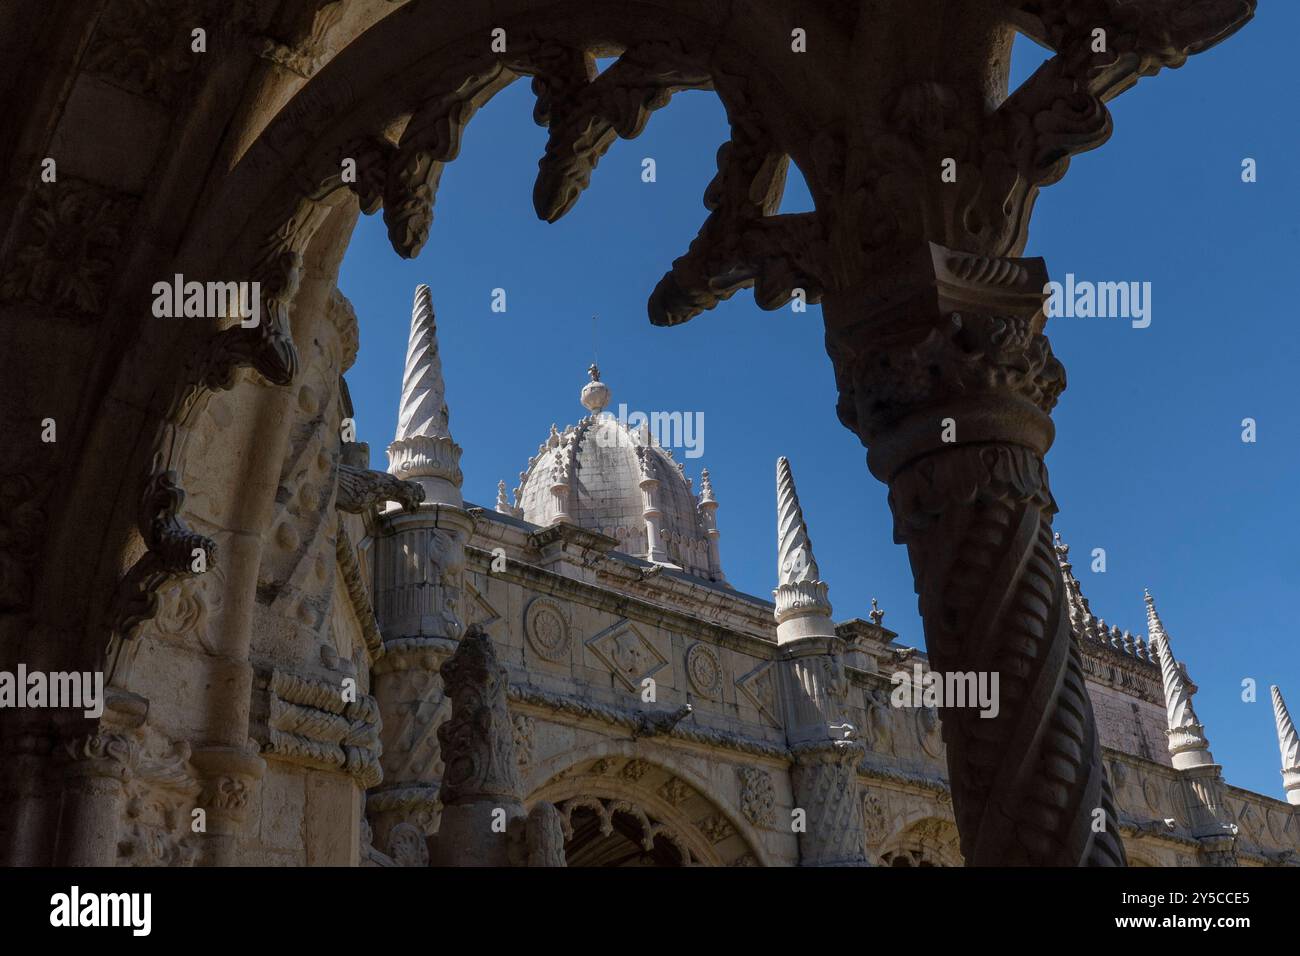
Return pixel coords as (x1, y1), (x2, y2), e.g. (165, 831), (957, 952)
(737, 767), (776, 830)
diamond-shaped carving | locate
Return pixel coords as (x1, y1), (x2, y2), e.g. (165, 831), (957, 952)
(736, 661), (781, 729)
(586, 620), (667, 692)
(465, 582), (501, 632)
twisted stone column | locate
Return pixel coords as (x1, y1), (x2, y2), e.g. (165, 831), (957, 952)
(826, 244), (1125, 866)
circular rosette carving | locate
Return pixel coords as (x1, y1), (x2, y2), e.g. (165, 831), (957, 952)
(685, 642), (723, 699)
(524, 596), (571, 663)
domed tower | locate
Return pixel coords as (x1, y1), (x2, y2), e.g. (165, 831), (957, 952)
(501, 366), (726, 584)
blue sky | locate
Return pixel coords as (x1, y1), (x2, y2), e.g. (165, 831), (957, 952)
(339, 10), (1298, 801)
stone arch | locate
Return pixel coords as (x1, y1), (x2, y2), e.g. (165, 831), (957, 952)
(525, 745), (769, 867)
(79, 0), (832, 681)
(876, 814), (962, 868)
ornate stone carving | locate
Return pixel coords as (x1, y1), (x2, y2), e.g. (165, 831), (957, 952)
(620, 759), (652, 783)
(916, 706), (944, 760)
(773, 457), (833, 629)
(698, 813), (735, 845)
(862, 687), (896, 756)
(263, 668), (383, 788)
(586, 621), (667, 692)
(336, 464), (425, 513)
(118, 733), (201, 867)
(388, 821), (429, 867)
(531, 39), (711, 222)
(109, 469), (215, 641)
(1147, 590), (1214, 769)
(555, 795), (691, 864)
(790, 740), (868, 867)
(736, 661), (781, 729)
(737, 767), (776, 830)
(862, 791), (889, 845)
(436, 625), (521, 806)
(525, 801), (567, 867)
(0, 177), (138, 317)
(82, 0), (208, 103)
(524, 596), (572, 663)
(685, 642), (722, 699)
(657, 777), (693, 808)
(1271, 685), (1300, 805)
(648, 74), (826, 327)
(381, 69), (515, 258)
(512, 714), (536, 774)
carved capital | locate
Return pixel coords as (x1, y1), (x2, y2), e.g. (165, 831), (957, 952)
(827, 243), (1063, 482)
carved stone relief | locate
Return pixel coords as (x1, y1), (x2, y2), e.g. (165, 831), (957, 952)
(685, 642), (723, 699)
(524, 596), (572, 663)
(737, 766), (776, 830)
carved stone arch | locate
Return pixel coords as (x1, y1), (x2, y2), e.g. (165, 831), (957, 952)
(877, 815), (963, 868)
(524, 744), (769, 867)
(80, 0), (835, 662)
(1124, 849), (1160, 868)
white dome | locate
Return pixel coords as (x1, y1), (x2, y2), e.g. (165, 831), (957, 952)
(510, 371), (722, 581)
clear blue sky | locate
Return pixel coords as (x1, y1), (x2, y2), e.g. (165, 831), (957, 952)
(339, 10), (1298, 802)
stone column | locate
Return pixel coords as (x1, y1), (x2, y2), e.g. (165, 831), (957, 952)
(0, 732), (56, 866)
(54, 731), (140, 866)
(428, 625), (524, 866)
(825, 245), (1124, 866)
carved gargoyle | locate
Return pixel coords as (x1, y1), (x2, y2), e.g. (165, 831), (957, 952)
(338, 442), (423, 515)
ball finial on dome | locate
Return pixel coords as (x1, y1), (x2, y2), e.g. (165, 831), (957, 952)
(580, 363), (611, 414)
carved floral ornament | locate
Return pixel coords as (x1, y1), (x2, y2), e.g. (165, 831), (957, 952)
(524, 596), (571, 663)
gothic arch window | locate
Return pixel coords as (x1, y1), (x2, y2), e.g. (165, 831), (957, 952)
(528, 754), (762, 866)
(877, 817), (963, 868)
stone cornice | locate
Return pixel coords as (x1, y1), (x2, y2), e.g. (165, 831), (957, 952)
(463, 544), (779, 658)
(507, 682), (788, 762)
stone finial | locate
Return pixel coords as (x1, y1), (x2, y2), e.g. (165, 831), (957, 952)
(580, 362), (611, 415)
(696, 467), (726, 584)
(773, 457), (834, 640)
(387, 284), (463, 503)
(1053, 531), (1101, 643)
(869, 598), (884, 627)
(698, 468), (716, 505)
(1270, 685), (1300, 805)
(1145, 588), (1214, 770)
(394, 285), (449, 441)
(495, 479), (511, 514)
